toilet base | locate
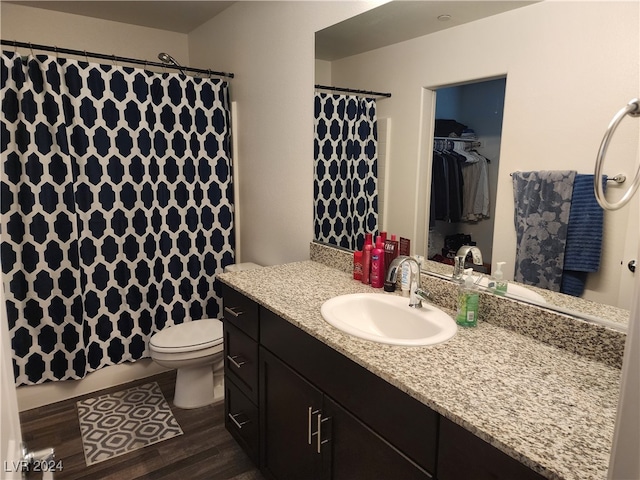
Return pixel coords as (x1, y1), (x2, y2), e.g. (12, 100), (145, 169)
(173, 364), (218, 409)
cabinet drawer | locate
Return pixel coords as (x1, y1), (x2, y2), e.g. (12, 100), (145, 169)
(223, 286), (259, 341)
(225, 377), (260, 465)
(224, 321), (259, 403)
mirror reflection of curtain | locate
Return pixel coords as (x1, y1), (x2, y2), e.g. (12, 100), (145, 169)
(314, 92), (377, 251)
(1, 51), (235, 386)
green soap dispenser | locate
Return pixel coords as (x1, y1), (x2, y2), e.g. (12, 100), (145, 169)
(492, 262), (508, 296)
(456, 269), (479, 328)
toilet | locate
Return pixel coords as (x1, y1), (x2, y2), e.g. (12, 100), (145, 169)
(150, 318), (224, 409)
(149, 262), (262, 409)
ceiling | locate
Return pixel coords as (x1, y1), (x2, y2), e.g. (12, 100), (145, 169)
(3, 1), (235, 33)
(5, 1), (536, 59)
(316, 1), (537, 61)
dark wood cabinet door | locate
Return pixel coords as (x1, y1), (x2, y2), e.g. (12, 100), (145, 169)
(438, 417), (546, 480)
(260, 347), (324, 480)
(323, 396), (432, 480)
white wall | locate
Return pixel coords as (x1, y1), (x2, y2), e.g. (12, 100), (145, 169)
(187, 1), (385, 266)
(327, 1), (639, 307)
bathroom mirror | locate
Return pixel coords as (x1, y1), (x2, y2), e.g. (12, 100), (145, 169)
(314, 0), (639, 327)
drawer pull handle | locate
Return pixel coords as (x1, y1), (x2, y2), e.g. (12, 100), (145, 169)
(316, 413), (330, 454)
(307, 407), (320, 445)
(228, 412), (250, 429)
(227, 355), (246, 369)
(224, 306), (244, 318)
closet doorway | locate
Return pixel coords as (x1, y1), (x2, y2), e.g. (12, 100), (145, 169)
(428, 77), (506, 273)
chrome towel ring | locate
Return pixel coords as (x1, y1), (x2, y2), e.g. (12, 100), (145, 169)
(594, 98), (640, 210)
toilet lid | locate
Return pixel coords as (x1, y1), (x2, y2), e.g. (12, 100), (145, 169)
(150, 318), (223, 353)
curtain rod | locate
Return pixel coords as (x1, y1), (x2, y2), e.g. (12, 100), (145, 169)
(1, 39), (234, 79)
(315, 84), (391, 98)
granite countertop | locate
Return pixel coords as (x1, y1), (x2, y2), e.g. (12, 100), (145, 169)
(217, 260), (622, 480)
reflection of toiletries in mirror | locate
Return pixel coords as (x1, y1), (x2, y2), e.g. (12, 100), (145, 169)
(491, 262), (508, 295)
(399, 237), (411, 256)
(495, 262), (508, 295)
(399, 237), (411, 296)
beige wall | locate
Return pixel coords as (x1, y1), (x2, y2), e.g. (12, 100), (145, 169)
(188, 1), (384, 266)
(327, 1), (639, 307)
(0, 2), (189, 66)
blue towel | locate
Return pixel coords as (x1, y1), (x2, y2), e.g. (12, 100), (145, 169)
(560, 174), (606, 296)
(512, 171), (576, 292)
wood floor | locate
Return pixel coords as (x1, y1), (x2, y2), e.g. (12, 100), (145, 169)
(19, 371), (266, 480)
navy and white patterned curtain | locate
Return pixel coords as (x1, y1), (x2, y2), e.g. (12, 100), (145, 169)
(1, 51), (235, 386)
(314, 92), (378, 251)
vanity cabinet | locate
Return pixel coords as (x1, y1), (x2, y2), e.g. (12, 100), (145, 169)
(258, 306), (437, 479)
(260, 347), (430, 480)
(222, 285), (547, 480)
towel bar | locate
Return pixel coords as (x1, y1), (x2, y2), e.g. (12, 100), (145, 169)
(594, 98), (640, 210)
(608, 174), (626, 184)
(509, 172), (625, 182)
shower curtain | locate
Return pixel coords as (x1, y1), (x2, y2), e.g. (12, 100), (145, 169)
(0, 51), (235, 386)
(314, 92), (378, 251)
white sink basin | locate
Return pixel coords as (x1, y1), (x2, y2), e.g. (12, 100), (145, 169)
(472, 276), (546, 304)
(320, 293), (457, 346)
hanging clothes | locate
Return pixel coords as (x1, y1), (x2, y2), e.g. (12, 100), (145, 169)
(460, 154), (490, 222)
(431, 137), (490, 224)
(431, 145), (463, 223)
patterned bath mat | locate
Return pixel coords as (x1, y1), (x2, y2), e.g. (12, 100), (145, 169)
(77, 382), (183, 466)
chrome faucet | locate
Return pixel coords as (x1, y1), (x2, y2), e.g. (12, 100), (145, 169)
(453, 245), (483, 280)
(384, 256), (431, 308)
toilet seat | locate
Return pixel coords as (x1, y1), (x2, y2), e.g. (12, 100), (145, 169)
(150, 318), (223, 354)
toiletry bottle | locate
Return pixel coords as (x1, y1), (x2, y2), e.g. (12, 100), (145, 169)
(384, 234), (399, 272)
(370, 238), (385, 288)
(399, 237), (411, 256)
(492, 262), (508, 296)
(399, 237), (412, 296)
(401, 263), (411, 297)
(364, 233), (373, 248)
(456, 269), (479, 327)
(353, 250), (363, 281)
(362, 244), (372, 284)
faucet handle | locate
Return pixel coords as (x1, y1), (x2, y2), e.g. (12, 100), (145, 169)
(414, 288), (432, 302)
